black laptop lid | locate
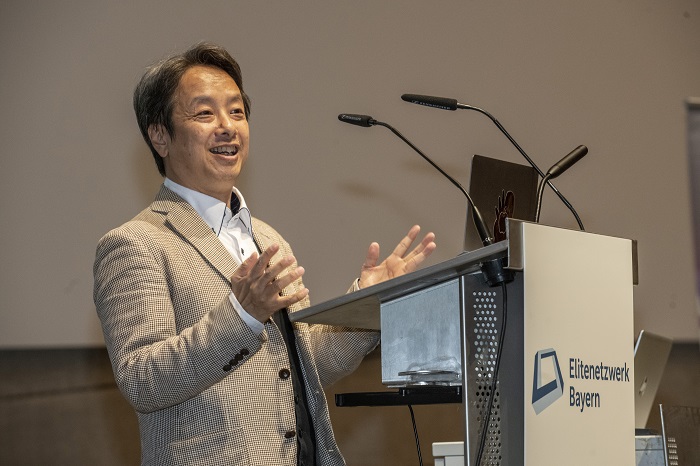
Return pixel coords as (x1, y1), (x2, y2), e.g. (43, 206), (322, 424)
(464, 155), (539, 251)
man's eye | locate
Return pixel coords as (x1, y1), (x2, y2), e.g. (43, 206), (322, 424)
(192, 108), (214, 118)
(229, 109), (246, 120)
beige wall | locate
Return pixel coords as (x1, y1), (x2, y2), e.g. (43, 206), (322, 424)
(1, 1), (699, 347)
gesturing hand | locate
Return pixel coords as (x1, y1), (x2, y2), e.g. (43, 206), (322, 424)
(358, 225), (436, 289)
(230, 244), (309, 323)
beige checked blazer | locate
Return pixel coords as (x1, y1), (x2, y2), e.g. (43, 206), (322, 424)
(94, 185), (380, 466)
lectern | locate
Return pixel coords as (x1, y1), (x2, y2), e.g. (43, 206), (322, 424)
(291, 220), (637, 465)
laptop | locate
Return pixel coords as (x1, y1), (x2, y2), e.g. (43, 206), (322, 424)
(464, 155), (539, 251)
(634, 330), (673, 429)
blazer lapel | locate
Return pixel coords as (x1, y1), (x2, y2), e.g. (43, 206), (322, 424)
(151, 185), (238, 282)
(251, 221), (274, 255)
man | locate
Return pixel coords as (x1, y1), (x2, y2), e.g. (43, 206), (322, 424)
(94, 42), (436, 466)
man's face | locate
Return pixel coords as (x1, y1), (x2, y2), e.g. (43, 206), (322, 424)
(149, 65), (250, 203)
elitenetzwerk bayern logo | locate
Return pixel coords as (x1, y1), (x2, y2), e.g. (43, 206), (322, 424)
(532, 348), (564, 414)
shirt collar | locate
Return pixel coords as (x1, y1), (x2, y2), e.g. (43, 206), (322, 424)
(163, 178), (252, 235)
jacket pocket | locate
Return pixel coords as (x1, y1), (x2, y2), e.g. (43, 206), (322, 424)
(162, 427), (250, 465)
(175, 386), (227, 440)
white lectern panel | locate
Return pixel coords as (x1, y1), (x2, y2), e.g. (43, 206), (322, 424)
(521, 222), (635, 465)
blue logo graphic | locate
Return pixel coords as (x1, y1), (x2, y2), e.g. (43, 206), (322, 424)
(532, 348), (564, 414)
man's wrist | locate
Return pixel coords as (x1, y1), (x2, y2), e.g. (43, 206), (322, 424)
(228, 292), (265, 335)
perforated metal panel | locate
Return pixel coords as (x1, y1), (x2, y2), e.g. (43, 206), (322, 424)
(461, 272), (511, 466)
(472, 290), (502, 465)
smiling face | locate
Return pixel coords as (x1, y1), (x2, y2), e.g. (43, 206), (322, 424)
(148, 65), (250, 204)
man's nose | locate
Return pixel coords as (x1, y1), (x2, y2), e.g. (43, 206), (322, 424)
(217, 113), (237, 136)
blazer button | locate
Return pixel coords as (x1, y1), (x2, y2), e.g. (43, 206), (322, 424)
(284, 430), (296, 439)
(278, 368), (291, 379)
(222, 364), (232, 372)
(240, 348), (250, 356)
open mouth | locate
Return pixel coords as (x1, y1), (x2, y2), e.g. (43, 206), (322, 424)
(210, 145), (239, 156)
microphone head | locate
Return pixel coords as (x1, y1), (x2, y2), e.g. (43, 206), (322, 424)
(401, 94), (458, 111)
(547, 145), (588, 179)
(338, 113), (376, 127)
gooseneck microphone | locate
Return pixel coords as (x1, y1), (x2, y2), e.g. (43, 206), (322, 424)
(337, 113), (376, 127)
(401, 94), (586, 231)
(546, 144), (588, 180)
(338, 113), (513, 287)
(535, 145), (588, 223)
(338, 113), (494, 247)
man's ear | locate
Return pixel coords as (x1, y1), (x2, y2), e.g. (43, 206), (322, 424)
(148, 125), (169, 159)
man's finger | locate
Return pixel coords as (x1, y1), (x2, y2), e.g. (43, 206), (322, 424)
(234, 252), (259, 278)
(391, 225), (420, 258)
(260, 254), (296, 283)
(250, 244), (280, 277)
(277, 287), (309, 309)
(270, 266), (305, 294)
(405, 234), (437, 270)
(363, 242), (380, 270)
(406, 232), (436, 260)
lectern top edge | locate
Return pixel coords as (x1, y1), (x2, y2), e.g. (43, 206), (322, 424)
(291, 220), (638, 329)
(289, 239), (509, 328)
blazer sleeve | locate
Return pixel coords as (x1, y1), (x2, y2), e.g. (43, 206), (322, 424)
(290, 280), (379, 389)
(301, 324), (379, 388)
(94, 222), (263, 414)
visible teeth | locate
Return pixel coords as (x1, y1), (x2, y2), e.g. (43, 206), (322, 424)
(211, 146), (238, 155)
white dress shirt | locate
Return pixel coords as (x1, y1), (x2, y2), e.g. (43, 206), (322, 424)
(164, 178), (264, 334)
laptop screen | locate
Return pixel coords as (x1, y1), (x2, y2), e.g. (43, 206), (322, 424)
(633, 330), (672, 429)
(464, 154), (539, 251)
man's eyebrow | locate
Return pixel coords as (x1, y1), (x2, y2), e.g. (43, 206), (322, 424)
(189, 93), (243, 105)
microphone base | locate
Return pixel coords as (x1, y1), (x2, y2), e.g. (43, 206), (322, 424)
(480, 257), (514, 287)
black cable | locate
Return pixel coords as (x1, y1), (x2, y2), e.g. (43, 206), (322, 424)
(408, 404), (423, 466)
(474, 282), (508, 465)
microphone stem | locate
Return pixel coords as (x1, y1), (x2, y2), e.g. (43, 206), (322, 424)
(458, 104), (585, 231)
(534, 173), (551, 223)
(374, 121), (494, 246)
(375, 122), (467, 199)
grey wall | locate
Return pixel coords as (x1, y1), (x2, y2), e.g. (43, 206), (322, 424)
(1, 2), (699, 344)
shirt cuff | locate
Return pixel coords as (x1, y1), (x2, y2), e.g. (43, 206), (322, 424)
(229, 292), (265, 335)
